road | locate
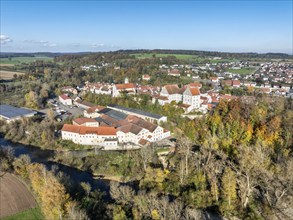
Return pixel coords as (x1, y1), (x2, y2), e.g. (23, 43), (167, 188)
(39, 99), (85, 121)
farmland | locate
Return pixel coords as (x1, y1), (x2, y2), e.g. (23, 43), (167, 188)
(0, 70), (25, 80)
(0, 56), (53, 65)
(132, 53), (239, 63)
(0, 173), (37, 219)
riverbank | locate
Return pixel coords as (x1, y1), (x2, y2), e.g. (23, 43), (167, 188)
(0, 137), (140, 192)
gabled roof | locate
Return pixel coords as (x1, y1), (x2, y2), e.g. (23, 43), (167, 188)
(184, 87), (200, 96)
(126, 115), (157, 132)
(169, 69), (180, 74)
(115, 83), (135, 90)
(138, 138), (150, 146)
(73, 117), (98, 125)
(61, 124), (116, 135)
(59, 94), (71, 100)
(117, 124), (142, 135)
(86, 105), (105, 114)
(189, 82), (202, 88)
(163, 84), (183, 94)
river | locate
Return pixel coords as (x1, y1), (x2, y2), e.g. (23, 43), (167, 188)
(0, 137), (111, 195)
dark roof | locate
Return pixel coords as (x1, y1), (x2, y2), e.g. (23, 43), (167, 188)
(0, 105), (36, 120)
(108, 104), (163, 120)
(98, 108), (128, 121)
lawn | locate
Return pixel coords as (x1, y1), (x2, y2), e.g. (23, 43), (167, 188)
(225, 67), (256, 74)
(2, 208), (43, 220)
(0, 56), (53, 65)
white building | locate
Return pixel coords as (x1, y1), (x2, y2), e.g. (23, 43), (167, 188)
(84, 106), (105, 118)
(112, 83), (136, 97)
(183, 87), (201, 110)
(160, 84), (183, 103)
(73, 118), (100, 127)
(61, 124), (118, 150)
(59, 94), (73, 105)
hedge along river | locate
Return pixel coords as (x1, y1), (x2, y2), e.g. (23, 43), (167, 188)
(0, 137), (128, 198)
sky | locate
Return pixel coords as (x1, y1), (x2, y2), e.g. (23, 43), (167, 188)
(0, 0), (292, 54)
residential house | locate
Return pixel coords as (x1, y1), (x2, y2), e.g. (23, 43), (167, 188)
(183, 87), (201, 110)
(112, 83), (136, 97)
(84, 105), (105, 118)
(160, 84), (183, 103)
(142, 74), (151, 81)
(59, 94), (73, 105)
(73, 118), (100, 127)
(168, 69), (181, 77)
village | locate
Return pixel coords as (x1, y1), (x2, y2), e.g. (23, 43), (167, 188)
(56, 60), (293, 150)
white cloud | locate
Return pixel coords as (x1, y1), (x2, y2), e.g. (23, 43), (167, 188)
(71, 43), (80, 47)
(23, 39), (56, 47)
(0, 35), (13, 44)
(91, 43), (104, 48)
(42, 43), (57, 47)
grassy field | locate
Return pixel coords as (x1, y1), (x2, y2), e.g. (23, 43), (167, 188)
(225, 67), (256, 74)
(2, 208), (43, 220)
(132, 53), (239, 63)
(0, 56), (53, 65)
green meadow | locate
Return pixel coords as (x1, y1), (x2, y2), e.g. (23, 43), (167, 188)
(0, 56), (53, 65)
(2, 208), (43, 220)
(225, 67), (256, 74)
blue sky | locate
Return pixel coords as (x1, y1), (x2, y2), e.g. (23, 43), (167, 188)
(1, 0), (292, 53)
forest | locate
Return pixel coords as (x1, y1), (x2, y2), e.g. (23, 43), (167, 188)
(1, 95), (292, 220)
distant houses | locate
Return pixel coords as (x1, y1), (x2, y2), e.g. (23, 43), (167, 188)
(142, 74), (151, 81)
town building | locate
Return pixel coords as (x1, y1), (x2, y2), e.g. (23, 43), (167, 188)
(112, 83), (136, 97)
(59, 94), (73, 105)
(84, 106), (105, 118)
(0, 104), (37, 122)
(61, 125), (118, 149)
(182, 87), (201, 110)
(107, 104), (167, 123)
(73, 118), (100, 127)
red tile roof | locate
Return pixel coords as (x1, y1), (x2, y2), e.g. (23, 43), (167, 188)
(164, 84), (182, 94)
(189, 82), (202, 88)
(232, 80), (241, 86)
(86, 105), (105, 114)
(115, 83), (135, 90)
(61, 124), (116, 135)
(190, 87), (200, 95)
(59, 94), (71, 100)
(73, 118), (98, 125)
